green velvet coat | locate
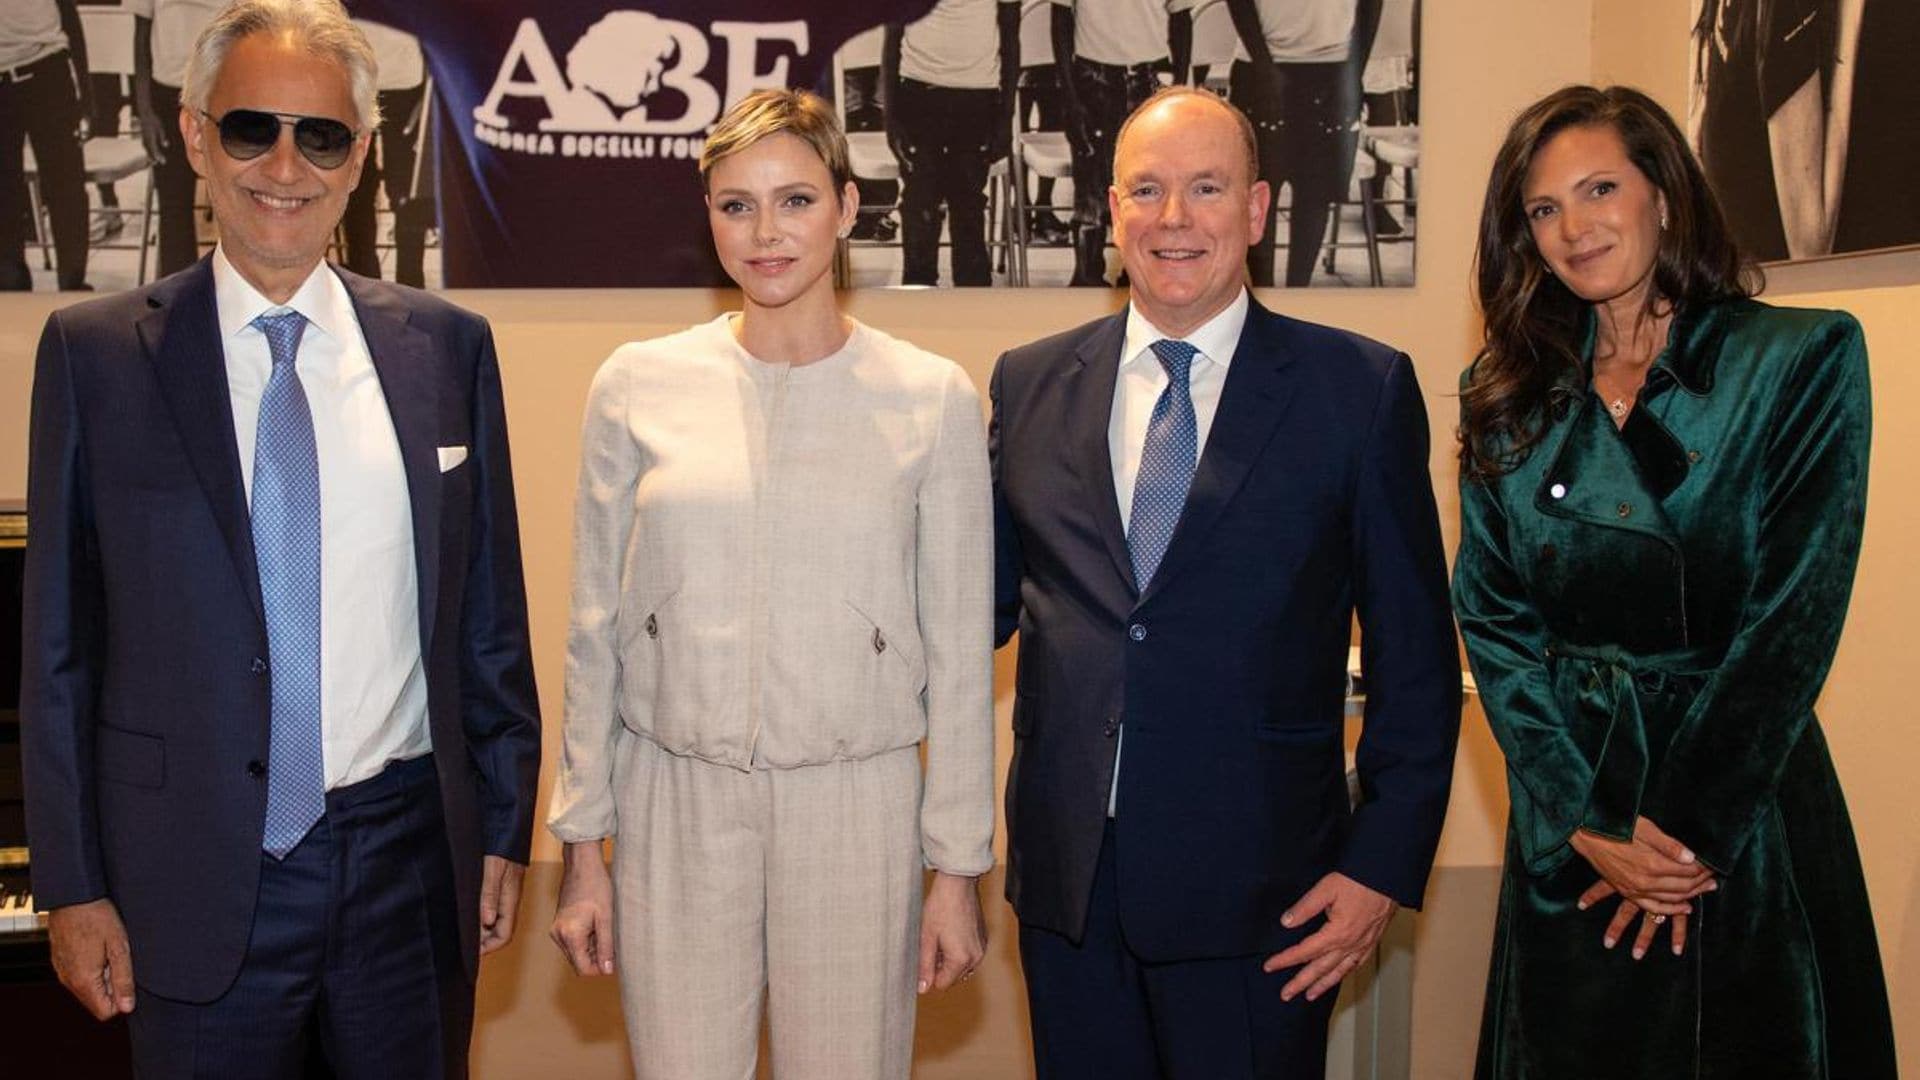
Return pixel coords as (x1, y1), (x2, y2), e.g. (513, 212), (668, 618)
(1455, 298), (1897, 1079)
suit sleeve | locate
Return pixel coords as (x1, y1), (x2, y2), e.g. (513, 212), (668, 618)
(989, 353), (1024, 647)
(1340, 352), (1461, 908)
(458, 321), (542, 863)
(915, 366), (997, 876)
(545, 354), (639, 844)
(1453, 446), (1606, 874)
(1640, 313), (1870, 873)
(19, 311), (111, 909)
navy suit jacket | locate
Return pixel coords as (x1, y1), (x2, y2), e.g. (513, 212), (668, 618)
(21, 259), (541, 1002)
(991, 298), (1458, 961)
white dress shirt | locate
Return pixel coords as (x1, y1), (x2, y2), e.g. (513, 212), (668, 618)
(1104, 288), (1249, 813)
(214, 249), (429, 791)
(1109, 288), (1248, 530)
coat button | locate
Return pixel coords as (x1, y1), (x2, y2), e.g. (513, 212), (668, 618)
(1616, 502), (1633, 518)
(251, 657), (267, 674)
(247, 760), (267, 779)
(1103, 715), (1120, 738)
(1549, 483), (1567, 499)
(873, 629), (887, 654)
(645, 614), (658, 639)
(1128, 623), (1147, 642)
(1687, 450), (1702, 463)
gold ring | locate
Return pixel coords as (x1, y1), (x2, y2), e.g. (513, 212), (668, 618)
(1650, 914), (1667, 925)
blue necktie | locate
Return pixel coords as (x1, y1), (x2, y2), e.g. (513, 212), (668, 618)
(1129, 339), (1199, 590)
(251, 311), (325, 859)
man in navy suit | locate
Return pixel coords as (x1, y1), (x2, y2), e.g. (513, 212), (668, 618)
(21, 1), (539, 1075)
(991, 88), (1457, 1078)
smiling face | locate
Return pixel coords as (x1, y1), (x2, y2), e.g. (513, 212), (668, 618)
(181, 31), (368, 302)
(705, 132), (858, 313)
(1522, 122), (1668, 313)
(1109, 95), (1270, 338)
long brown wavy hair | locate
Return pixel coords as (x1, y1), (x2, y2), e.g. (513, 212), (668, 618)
(1459, 85), (1758, 479)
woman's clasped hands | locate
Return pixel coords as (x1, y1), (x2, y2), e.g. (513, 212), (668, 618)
(1568, 817), (1717, 960)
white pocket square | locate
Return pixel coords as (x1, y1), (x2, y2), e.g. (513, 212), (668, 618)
(437, 445), (469, 472)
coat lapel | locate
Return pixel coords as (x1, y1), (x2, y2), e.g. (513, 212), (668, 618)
(340, 270), (442, 655)
(1533, 391), (1681, 548)
(141, 259), (265, 630)
(1137, 302), (1299, 608)
(1063, 315), (1138, 597)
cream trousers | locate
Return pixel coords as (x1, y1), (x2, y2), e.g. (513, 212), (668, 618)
(613, 734), (923, 1080)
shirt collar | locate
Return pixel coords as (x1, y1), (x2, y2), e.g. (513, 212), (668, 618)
(1120, 288), (1250, 373)
(212, 246), (356, 350)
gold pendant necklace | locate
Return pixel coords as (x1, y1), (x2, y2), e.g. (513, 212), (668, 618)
(1608, 396), (1629, 420)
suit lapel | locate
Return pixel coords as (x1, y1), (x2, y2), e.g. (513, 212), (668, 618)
(340, 270), (442, 655)
(1063, 315), (1139, 598)
(141, 260), (265, 630)
(1137, 302), (1299, 608)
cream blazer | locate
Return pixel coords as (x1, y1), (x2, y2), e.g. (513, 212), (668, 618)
(548, 316), (995, 875)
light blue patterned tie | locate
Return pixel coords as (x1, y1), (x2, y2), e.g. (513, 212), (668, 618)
(251, 311), (325, 859)
(1129, 339), (1199, 590)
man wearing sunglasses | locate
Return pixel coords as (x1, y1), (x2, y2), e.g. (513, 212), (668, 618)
(20, 1), (541, 1076)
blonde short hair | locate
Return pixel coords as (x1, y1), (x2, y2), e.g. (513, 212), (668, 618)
(699, 89), (851, 194)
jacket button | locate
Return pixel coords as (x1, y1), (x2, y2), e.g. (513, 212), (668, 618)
(873, 629), (887, 654)
(1687, 450), (1702, 463)
(1128, 623), (1147, 642)
(251, 657), (267, 674)
(1616, 502), (1633, 518)
(645, 614), (658, 639)
(1549, 483), (1567, 499)
(247, 760), (267, 779)
(1102, 715), (1119, 738)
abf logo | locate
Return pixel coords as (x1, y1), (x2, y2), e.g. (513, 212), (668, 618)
(473, 12), (809, 160)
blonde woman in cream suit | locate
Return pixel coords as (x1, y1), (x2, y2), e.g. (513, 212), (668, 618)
(546, 89), (995, 1080)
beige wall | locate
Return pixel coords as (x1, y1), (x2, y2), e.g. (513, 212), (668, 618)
(3, 0), (1912, 1073)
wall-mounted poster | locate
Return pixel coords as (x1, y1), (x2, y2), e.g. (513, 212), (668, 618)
(3, 0), (1419, 291)
(1689, 0), (1920, 263)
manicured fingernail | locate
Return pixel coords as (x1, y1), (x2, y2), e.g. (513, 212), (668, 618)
(1281, 912), (1296, 927)
(1576, 900), (1589, 910)
(1603, 935), (1617, 948)
(1631, 947), (1645, 960)
(601, 960), (613, 974)
(918, 980), (929, 994)
(1679, 849), (1696, 864)
(1707, 880), (1718, 891)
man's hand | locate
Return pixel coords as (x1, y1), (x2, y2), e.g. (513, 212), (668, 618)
(477, 854), (526, 956)
(1262, 872), (1397, 1002)
(48, 898), (136, 1020)
(549, 841), (616, 976)
(1568, 817), (1715, 915)
(918, 871), (986, 994)
(137, 103), (169, 165)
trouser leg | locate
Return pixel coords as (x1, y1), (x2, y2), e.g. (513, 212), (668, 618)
(765, 748), (922, 1080)
(19, 51), (89, 288)
(894, 79), (945, 287)
(613, 736), (766, 1080)
(939, 89), (997, 287)
(150, 82), (203, 275)
(0, 77), (32, 289)
(1277, 62), (1360, 288)
(378, 85), (427, 287)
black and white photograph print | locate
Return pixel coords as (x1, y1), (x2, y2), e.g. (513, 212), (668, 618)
(3, 0), (1420, 291)
(838, 0), (1422, 288)
(1690, 0), (1920, 263)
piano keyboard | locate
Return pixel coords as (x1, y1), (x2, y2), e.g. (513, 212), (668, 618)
(0, 849), (47, 934)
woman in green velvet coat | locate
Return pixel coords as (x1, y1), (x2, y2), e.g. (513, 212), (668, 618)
(1456, 86), (1896, 1079)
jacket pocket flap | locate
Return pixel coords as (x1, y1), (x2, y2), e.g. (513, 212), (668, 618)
(96, 725), (165, 788)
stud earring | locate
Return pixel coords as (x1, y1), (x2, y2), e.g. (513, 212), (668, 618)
(1659, 208), (1669, 231)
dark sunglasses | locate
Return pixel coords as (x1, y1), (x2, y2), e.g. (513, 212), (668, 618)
(202, 108), (361, 169)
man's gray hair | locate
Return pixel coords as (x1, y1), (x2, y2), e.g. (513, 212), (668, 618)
(1114, 87), (1260, 185)
(182, 0), (380, 130)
